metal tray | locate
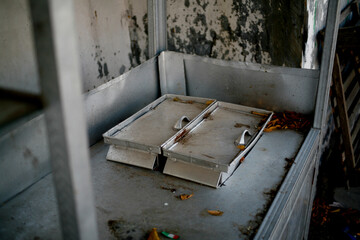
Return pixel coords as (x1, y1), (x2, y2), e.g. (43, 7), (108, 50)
(103, 94), (216, 168)
(162, 101), (273, 186)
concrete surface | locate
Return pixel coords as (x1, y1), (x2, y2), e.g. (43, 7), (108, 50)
(0, 129), (305, 239)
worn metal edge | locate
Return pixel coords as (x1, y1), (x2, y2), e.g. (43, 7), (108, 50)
(274, 157), (317, 239)
(164, 151), (227, 172)
(163, 158), (221, 188)
(314, 0), (341, 129)
(104, 137), (161, 155)
(106, 145), (157, 170)
(158, 51), (187, 95)
(304, 149), (320, 238)
(162, 51), (319, 79)
(147, 0), (167, 57)
(254, 128), (320, 240)
(229, 111), (273, 167)
(86, 57), (158, 97)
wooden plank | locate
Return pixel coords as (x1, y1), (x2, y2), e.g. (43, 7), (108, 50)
(352, 119), (360, 143)
(340, 5), (352, 23)
(340, 0), (360, 23)
(333, 54), (356, 169)
(343, 69), (356, 91)
(348, 97), (360, 128)
(347, 80), (360, 109)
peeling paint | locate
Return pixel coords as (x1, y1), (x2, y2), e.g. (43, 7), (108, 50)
(104, 63), (109, 77)
(167, 0), (305, 67)
(119, 65), (126, 75)
(128, 4), (148, 68)
(1, 0), (308, 98)
(97, 61), (103, 78)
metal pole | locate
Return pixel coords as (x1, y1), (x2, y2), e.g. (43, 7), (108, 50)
(29, 0), (98, 239)
(148, 0), (167, 57)
(313, 0), (341, 131)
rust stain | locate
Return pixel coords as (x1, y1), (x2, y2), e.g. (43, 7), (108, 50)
(202, 111), (213, 120)
(251, 111), (269, 117)
(234, 123), (251, 128)
(173, 97), (194, 104)
(174, 129), (188, 143)
(205, 100), (214, 105)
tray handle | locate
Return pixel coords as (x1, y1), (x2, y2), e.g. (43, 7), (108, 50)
(234, 129), (252, 146)
(173, 116), (190, 130)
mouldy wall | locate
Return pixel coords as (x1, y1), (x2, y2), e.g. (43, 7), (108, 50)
(0, 0), (148, 94)
(0, 0), (148, 204)
(167, 0), (306, 67)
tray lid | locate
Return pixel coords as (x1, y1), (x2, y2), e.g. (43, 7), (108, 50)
(103, 94), (216, 154)
(162, 101), (273, 172)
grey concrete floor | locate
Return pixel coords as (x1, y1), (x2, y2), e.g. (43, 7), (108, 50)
(0, 130), (304, 239)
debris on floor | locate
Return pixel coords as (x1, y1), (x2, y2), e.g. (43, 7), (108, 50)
(310, 197), (360, 239)
(260, 111), (311, 132)
(179, 193), (194, 200)
(207, 210), (224, 216)
(308, 132), (360, 240)
(161, 231), (180, 239)
(161, 186), (177, 193)
(148, 228), (160, 240)
(108, 219), (146, 239)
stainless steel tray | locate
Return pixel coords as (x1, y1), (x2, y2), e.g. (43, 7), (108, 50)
(162, 101), (273, 186)
(103, 94), (216, 169)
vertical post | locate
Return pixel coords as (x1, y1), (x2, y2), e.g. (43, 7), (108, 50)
(148, 0), (167, 57)
(29, 0), (98, 239)
(313, 0), (341, 131)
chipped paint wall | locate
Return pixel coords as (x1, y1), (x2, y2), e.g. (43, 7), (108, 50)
(167, 0), (305, 67)
(0, 0), (148, 94)
(1, 0), (353, 97)
(74, 0), (148, 91)
(1, 0), (352, 96)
